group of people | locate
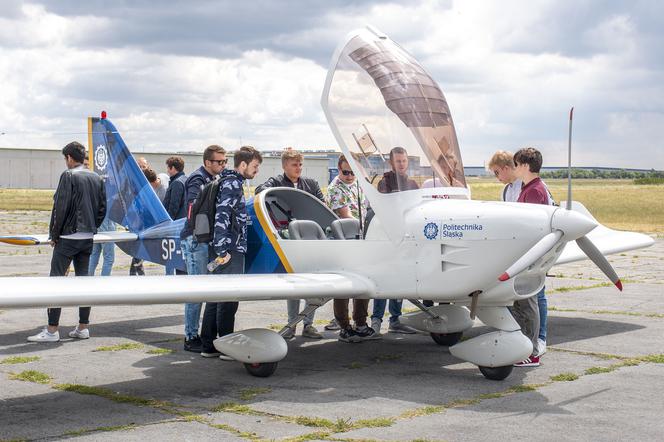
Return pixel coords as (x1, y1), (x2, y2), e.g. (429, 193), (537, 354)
(27, 139), (551, 369)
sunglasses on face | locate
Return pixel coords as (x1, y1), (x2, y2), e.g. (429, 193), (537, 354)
(209, 159), (227, 166)
(341, 169), (354, 176)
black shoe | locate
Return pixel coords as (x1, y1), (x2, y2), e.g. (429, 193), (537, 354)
(355, 325), (381, 341)
(184, 335), (202, 353)
(338, 327), (361, 343)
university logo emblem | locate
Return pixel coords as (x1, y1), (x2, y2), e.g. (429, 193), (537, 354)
(95, 144), (108, 171)
(423, 222), (439, 240)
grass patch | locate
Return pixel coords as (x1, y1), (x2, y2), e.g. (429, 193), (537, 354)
(550, 373), (579, 382)
(353, 417), (395, 428)
(10, 369), (51, 384)
(508, 384), (541, 393)
(551, 283), (612, 293)
(348, 361), (365, 369)
(468, 178), (664, 233)
(53, 383), (171, 408)
(548, 306), (664, 319)
(477, 392), (505, 400)
(93, 342), (143, 352)
(0, 189), (54, 211)
(210, 402), (256, 414)
(446, 398), (481, 408)
(64, 424), (137, 437)
(1, 356), (40, 364)
(584, 366), (614, 375)
(373, 353), (403, 363)
(267, 323), (282, 331)
(399, 405), (445, 419)
(238, 387), (271, 401)
(283, 432), (332, 442)
(209, 423), (260, 440)
(639, 354), (664, 363)
(146, 348), (173, 355)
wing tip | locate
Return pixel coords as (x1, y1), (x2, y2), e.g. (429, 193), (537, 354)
(615, 280), (623, 291)
(498, 272), (510, 282)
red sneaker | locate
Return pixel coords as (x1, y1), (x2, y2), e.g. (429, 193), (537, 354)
(514, 355), (540, 367)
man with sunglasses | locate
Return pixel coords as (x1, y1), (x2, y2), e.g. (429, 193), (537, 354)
(180, 144), (227, 352)
(327, 155), (378, 342)
(255, 148), (324, 340)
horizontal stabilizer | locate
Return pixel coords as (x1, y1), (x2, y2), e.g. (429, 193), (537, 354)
(556, 201), (654, 265)
(0, 273), (375, 308)
(0, 231), (138, 246)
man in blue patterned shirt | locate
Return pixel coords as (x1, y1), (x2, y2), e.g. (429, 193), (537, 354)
(200, 146), (263, 359)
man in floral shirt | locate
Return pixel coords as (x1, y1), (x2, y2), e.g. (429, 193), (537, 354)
(327, 155), (378, 342)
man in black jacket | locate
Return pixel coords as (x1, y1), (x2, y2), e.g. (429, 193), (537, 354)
(163, 156), (187, 220)
(255, 148), (324, 202)
(255, 148), (323, 340)
(163, 156), (188, 277)
(28, 141), (106, 342)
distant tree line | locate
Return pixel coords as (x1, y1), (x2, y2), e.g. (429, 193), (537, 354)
(540, 169), (664, 182)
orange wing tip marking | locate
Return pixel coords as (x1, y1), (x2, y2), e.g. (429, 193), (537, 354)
(498, 272), (510, 282)
(0, 239), (39, 245)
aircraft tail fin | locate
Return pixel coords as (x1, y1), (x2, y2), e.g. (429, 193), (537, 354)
(88, 115), (171, 232)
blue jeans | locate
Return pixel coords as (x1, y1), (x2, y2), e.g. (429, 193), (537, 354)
(287, 300), (315, 327)
(88, 242), (115, 276)
(181, 235), (208, 339)
(371, 299), (403, 324)
(537, 287), (547, 342)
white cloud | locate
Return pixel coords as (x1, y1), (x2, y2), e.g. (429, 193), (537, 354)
(0, 0), (661, 170)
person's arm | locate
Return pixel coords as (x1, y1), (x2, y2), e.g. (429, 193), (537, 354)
(311, 180), (325, 202)
(254, 176), (279, 195)
(96, 179), (107, 228)
(212, 181), (241, 258)
(328, 183), (353, 219)
(184, 174), (204, 218)
(49, 171), (73, 242)
(164, 181), (183, 219)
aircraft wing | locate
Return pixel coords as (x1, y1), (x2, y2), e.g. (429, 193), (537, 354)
(0, 273), (375, 308)
(555, 201), (655, 265)
(0, 231), (138, 246)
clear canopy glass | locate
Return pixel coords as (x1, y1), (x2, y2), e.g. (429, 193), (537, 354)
(325, 32), (467, 194)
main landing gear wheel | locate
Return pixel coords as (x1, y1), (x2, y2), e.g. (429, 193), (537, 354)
(244, 362), (278, 378)
(479, 365), (513, 381)
(430, 331), (463, 346)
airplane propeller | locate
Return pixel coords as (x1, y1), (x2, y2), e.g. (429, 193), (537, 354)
(499, 107), (623, 291)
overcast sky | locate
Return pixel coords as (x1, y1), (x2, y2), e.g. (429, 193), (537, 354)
(0, 0), (662, 168)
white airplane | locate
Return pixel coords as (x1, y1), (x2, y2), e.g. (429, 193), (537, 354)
(0, 27), (653, 380)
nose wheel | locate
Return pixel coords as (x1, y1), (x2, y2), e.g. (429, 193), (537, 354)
(479, 365), (513, 381)
(244, 362), (279, 377)
(430, 331), (463, 346)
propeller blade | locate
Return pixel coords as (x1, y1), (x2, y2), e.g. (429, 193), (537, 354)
(576, 235), (623, 291)
(499, 231), (563, 281)
(566, 107), (574, 211)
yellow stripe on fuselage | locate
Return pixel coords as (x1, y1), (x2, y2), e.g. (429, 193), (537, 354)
(87, 117), (93, 169)
(253, 196), (294, 273)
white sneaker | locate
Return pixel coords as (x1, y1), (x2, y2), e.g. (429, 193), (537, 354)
(69, 327), (90, 339)
(371, 318), (382, 336)
(537, 338), (547, 356)
(218, 353), (234, 361)
(28, 328), (60, 342)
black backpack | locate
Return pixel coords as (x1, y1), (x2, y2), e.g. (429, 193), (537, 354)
(189, 175), (240, 243)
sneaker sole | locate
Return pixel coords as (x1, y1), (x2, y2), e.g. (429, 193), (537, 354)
(201, 353), (221, 358)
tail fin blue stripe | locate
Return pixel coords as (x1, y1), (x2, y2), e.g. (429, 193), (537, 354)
(90, 117), (170, 232)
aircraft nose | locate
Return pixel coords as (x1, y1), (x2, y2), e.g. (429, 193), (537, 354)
(551, 208), (598, 240)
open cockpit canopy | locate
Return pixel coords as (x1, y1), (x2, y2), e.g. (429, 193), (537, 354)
(322, 27), (467, 200)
